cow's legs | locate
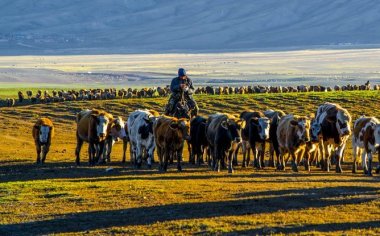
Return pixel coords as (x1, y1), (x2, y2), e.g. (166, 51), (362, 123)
(241, 142), (247, 167)
(163, 149), (170, 172)
(319, 140), (325, 170)
(268, 142), (275, 167)
(252, 144), (259, 169)
(88, 143), (94, 165)
(75, 134), (83, 165)
(367, 152), (373, 176)
(335, 143), (346, 173)
(290, 151), (299, 172)
(304, 150), (311, 172)
(352, 144), (359, 173)
(130, 142), (135, 167)
(259, 142), (266, 168)
(106, 138), (115, 162)
(41, 144), (50, 164)
(96, 141), (106, 164)
(177, 145), (184, 171)
(146, 146), (154, 169)
(135, 144), (143, 168)
(323, 144), (331, 172)
(232, 143), (239, 166)
(36, 143), (42, 164)
(361, 150), (368, 175)
(187, 140), (194, 164)
(157, 146), (164, 171)
(122, 139), (128, 163)
(228, 150), (234, 174)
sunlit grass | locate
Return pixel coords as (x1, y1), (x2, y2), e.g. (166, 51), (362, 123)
(0, 91), (379, 235)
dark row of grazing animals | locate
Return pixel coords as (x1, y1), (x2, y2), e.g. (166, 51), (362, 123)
(31, 103), (379, 176)
(3, 81), (378, 107)
(194, 81), (377, 95)
(6, 87), (171, 106)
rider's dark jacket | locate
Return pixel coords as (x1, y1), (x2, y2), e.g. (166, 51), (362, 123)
(170, 76), (194, 98)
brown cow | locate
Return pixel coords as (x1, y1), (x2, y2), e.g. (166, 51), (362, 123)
(277, 114), (311, 172)
(32, 118), (54, 164)
(153, 116), (190, 172)
(75, 109), (113, 165)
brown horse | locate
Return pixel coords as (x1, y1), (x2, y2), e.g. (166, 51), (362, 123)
(75, 109), (113, 165)
(32, 118), (54, 164)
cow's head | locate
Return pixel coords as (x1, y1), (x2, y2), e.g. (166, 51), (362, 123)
(290, 117), (311, 143)
(92, 113), (111, 139)
(335, 110), (352, 136)
(221, 118), (246, 143)
(38, 125), (51, 144)
(109, 116), (126, 141)
(169, 118), (191, 141)
(310, 118), (321, 142)
(250, 117), (270, 140)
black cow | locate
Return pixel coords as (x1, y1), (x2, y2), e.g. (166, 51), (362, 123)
(189, 116), (209, 165)
(239, 111), (270, 169)
(206, 113), (245, 173)
(264, 110), (286, 167)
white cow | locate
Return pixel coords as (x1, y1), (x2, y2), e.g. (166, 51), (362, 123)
(127, 109), (159, 168)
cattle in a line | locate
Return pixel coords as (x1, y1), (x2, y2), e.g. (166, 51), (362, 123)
(313, 102), (352, 173)
(239, 111), (270, 169)
(205, 86), (215, 95)
(102, 116), (127, 163)
(26, 90), (33, 99)
(189, 116), (209, 165)
(264, 109), (286, 167)
(153, 116), (190, 172)
(6, 98), (15, 107)
(352, 116), (380, 176)
(277, 114), (311, 172)
(32, 118), (54, 164)
(75, 109), (113, 165)
(17, 91), (24, 103)
(206, 113), (245, 173)
(127, 109), (160, 169)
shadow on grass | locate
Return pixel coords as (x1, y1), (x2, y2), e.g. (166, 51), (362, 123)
(0, 162), (213, 183)
(0, 186), (378, 235)
(1, 160), (380, 183)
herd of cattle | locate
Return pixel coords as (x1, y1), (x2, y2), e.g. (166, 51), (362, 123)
(32, 102), (380, 176)
(3, 80), (379, 107)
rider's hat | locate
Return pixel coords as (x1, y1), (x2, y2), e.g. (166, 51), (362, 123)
(178, 68), (186, 77)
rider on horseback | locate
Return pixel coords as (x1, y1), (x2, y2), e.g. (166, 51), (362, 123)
(165, 68), (199, 117)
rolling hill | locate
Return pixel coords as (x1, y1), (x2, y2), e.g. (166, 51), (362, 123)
(1, 0), (380, 55)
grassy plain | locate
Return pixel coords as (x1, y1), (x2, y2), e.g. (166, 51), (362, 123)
(0, 91), (379, 235)
(1, 49), (380, 86)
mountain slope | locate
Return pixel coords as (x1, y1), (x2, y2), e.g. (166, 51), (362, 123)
(1, 0), (380, 55)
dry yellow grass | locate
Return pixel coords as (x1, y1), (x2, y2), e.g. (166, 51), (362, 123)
(0, 91), (379, 235)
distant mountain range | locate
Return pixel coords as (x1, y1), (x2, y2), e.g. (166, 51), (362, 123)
(1, 0), (380, 55)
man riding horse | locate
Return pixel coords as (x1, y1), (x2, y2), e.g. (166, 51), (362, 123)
(165, 68), (199, 118)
